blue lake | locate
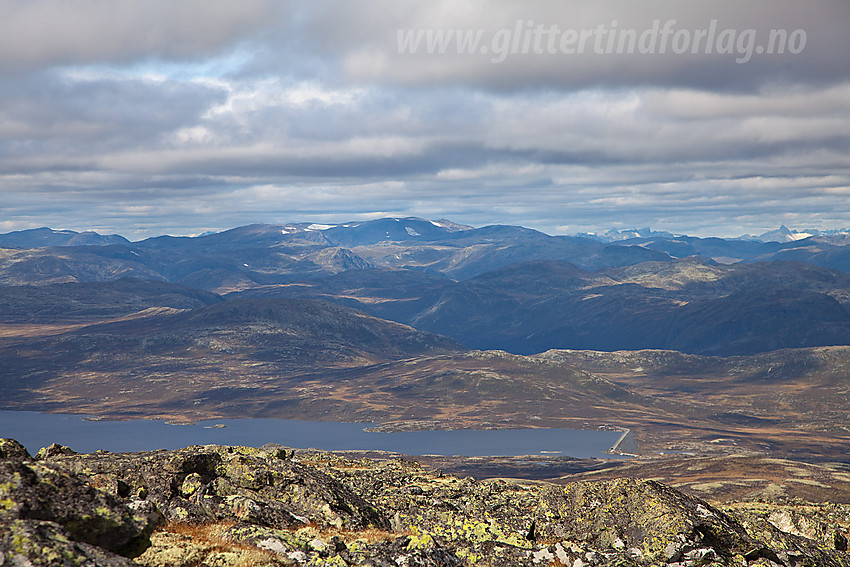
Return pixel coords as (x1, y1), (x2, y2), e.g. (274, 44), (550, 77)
(0, 410), (623, 458)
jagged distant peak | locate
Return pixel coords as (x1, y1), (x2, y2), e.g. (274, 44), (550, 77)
(758, 225), (819, 242)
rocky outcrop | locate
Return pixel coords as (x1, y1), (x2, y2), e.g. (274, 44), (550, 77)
(52, 444), (387, 531)
(307, 453), (850, 566)
(0, 439), (154, 566)
(2, 438), (849, 566)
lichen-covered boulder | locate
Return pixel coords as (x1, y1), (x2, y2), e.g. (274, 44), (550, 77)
(726, 502), (850, 566)
(303, 452), (850, 567)
(6, 439), (850, 566)
(46, 444), (389, 531)
(34, 442), (77, 460)
(0, 438), (155, 566)
(554, 478), (755, 563)
(0, 438), (31, 461)
(1, 519), (141, 567)
(302, 454), (579, 563)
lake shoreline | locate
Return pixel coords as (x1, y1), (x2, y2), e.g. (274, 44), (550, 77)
(0, 409), (626, 459)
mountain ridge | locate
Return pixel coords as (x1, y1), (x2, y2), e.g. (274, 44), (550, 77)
(2, 217), (850, 463)
(5, 219), (848, 246)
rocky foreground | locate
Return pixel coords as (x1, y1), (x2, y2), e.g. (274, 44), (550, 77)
(1, 438), (848, 567)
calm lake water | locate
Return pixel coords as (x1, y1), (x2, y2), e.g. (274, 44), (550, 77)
(0, 410), (622, 458)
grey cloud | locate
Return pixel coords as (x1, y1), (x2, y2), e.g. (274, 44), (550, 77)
(281, 0), (850, 92)
(3, 165), (849, 240)
(3, 78), (847, 202)
(0, 71), (228, 165)
(87, 82), (848, 180)
(1, 1), (848, 240)
(0, 0), (277, 73)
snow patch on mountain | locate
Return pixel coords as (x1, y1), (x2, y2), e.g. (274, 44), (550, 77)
(306, 224), (335, 231)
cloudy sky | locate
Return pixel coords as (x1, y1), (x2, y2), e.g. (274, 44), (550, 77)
(1, 0), (848, 239)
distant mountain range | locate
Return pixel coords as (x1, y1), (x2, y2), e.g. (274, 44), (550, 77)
(2, 217), (850, 458)
(583, 224), (850, 243)
(3, 218), (850, 285)
(4, 220), (847, 249)
(3, 217), (850, 357)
